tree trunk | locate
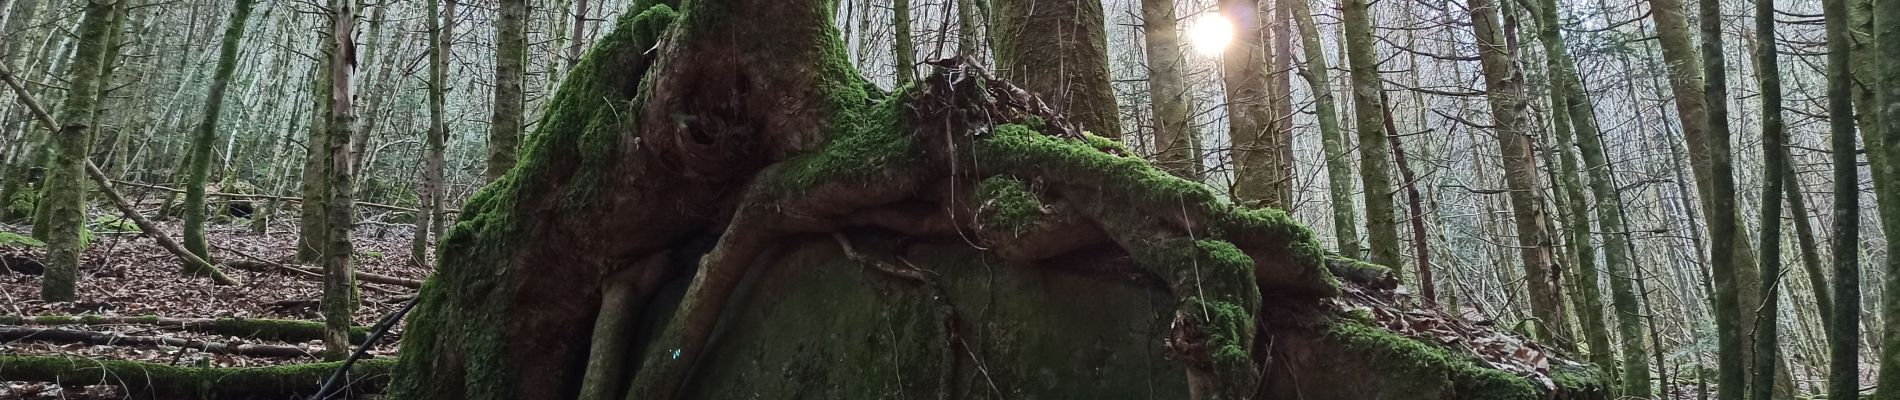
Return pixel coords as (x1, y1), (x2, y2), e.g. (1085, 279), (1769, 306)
(489, 0), (526, 182)
(1341, 0), (1400, 270)
(1697, 0), (1746, 394)
(991, 0), (1120, 138)
(319, 0), (360, 362)
(297, 29), (333, 263)
(1871, 0), (1900, 387)
(416, 0), (454, 266)
(1534, 0), (1651, 390)
(1140, 0), (1199, 179)
(1747, 0), (1787, 397)
(956, 0), (978, 55)
(1380, 91), (1432, 306)
(30, 0), (120, 302)
(182, 0), (255, 267)
(892, 0), (915, 85)
(1289, 0), (1359, 257)
(1222, 0), (1290, 209)
(1467, 0), (1568, 348)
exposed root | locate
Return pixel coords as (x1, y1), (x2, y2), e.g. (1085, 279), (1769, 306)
(619, 59), (1329, 400)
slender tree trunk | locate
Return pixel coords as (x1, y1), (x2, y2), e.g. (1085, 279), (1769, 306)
(956, 0), (979, 55)
(30, 0), (119, 301)
(182, 0), (256, 266)
(1289, 0), (1358, 256)
(1782, 158), (1830, 331)
(298, 23), (334, 263)
(1747, 0), (1787, 397)
(1467, 0), (1567, 347)
(319, 0), (359, 362)
(1697, 0), (1745, 395)
(1341, 0), (1399, 269)
(1870, 0), (1900, 387)
(489, 0), (526, 182)
(892, 0), (914, 85)
(565, 0), (590, 70)
(991, 0), (1120, 138)
(1140, 0), (1199, 179)
(1380, 91), (1433, 306)
(416, 0), (453, 267)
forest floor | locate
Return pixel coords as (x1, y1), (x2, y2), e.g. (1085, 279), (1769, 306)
(0, 203), (429, 399)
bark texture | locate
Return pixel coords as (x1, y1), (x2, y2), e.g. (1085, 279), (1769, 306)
(991, 0), (1120, 138)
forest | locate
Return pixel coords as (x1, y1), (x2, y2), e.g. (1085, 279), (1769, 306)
(0, 0), (1895, 397)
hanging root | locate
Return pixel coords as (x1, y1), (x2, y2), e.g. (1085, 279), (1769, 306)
(619, 58), (1336, 400)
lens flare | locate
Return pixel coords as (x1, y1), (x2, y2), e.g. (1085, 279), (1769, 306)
(1187, 15), (1235, 56)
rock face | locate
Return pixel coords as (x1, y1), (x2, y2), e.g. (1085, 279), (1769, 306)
(664, 235), (1607, 400)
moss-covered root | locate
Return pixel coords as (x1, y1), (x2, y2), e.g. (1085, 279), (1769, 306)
(1074, 199), (1262, 399)
(0, 356), (394, 399)
(578, 253), (668, 400)
(624, 183), (785, 400)
(0, 315), (368, 343)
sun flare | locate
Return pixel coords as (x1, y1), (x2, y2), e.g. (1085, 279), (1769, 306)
(1186, 14), (1235, 56)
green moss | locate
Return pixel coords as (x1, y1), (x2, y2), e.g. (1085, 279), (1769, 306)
(774, 84), (914, 192)
(974, 177), (1044, 235)
(0, 355), (394, 398)
(3, 188), (35, 221)
(1325, 321), (1539, 400)
(90, 215), (137, 232)
(0, 231), (44, 248)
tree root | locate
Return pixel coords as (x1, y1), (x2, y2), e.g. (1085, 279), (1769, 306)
(0, 326), (316, 358)
(0, 355), (393, 399)
(0, 315), (367, 343)
(619, 59), (1320, 400)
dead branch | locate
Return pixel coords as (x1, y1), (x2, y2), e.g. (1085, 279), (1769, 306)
(0, 326), (315, 358)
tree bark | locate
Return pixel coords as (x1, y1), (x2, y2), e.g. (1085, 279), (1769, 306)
(319, 0), (360, 362)
(1697, 0), (1746, 394)
(182, 0), (255, 267)
(991, 0), (1120, 138)
(893, 0), (915, 85)
(417, 0), (454, 266)
(1141, 0), (1200, 179)
(1747, 0), (1787, 397)
(1289, 0), (1359, 257)
(1467, 0), (1567, 348)
(1871, 0), (1900, 388)
(1341, 0), (1400, 270)
(1223, 0), (1290, 209)
(30, 0), (121, 302)
(489, 0), (526, 182)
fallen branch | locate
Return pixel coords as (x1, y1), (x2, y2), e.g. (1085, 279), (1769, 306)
(0, 315), (367, 343)
(0, 326), (314, 358)
(0, 355), (394, 398)
(106, 179), (456, 215)
(2, 62), (241, 286)
(222, 260), (422, 289)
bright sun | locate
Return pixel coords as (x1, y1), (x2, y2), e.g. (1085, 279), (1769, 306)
(1186, 14), (1235, 56)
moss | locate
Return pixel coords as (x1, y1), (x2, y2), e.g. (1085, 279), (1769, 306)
(0, 231), (44, 247)
(0, 355), (395, 398)
(974, 177), (1044, 235)
(0, 315), (366, 342)
(1325, 321), (1539, 400)
(3, 188), (35, 221)
(774, 83), (915, 192)
(90, 214), (137, 232)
